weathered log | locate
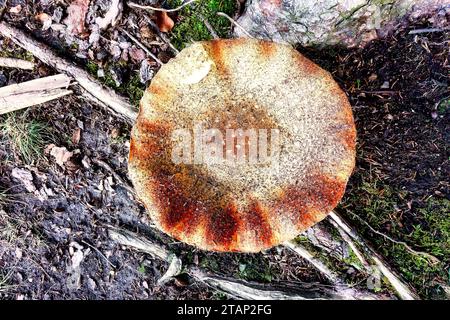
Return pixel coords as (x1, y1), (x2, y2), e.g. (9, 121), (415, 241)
(0, 74), (72, 115)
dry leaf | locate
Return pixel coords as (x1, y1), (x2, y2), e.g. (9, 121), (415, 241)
(156, 12), (174, 33)
(49, 145), (73, 167)
(64, 0), (91, 36)
(9, 5), (22, 14)
(72, 128), (81, 144)
(35, 13), (53, 31)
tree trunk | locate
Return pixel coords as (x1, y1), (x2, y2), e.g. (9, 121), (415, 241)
(235, 0), (449, 47)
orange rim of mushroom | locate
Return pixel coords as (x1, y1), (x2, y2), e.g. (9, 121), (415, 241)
(128, 38), (356, 252)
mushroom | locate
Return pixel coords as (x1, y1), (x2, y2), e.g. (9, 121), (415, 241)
(128, 38), (356, 252)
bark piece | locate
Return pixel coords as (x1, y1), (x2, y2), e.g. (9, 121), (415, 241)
(65, 0), (91, 36)
(0, 57), (35, 70)
(235, 0), (449, 48)
(0, 74), (72, 115)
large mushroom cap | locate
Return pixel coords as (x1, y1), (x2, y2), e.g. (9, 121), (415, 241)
(129, 38), (356, 252)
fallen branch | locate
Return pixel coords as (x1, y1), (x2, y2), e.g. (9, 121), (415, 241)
(119, 27), (163, 65)
(107, 226), (379, 300)
(329, 220), (370, 270)
(329, 212), (420, 300)
(0, 74), (72, 115)
(0, 21), (137, 122)
(0, 57), (35, 70)
(128, 0), (196, 13)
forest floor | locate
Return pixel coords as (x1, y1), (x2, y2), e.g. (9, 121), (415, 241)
(0, 1), (448, 300)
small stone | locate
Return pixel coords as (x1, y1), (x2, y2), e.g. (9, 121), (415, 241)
(380, 81), (390, 89)
(111, 45), (121, 59)
(9, 5), (22, 14)
(139, 59), (154, 84)
(0, 72), (7, 87)
(87, 277), (96, 290)
(15, 248), (23, 259)
(97, 69), (105, 78)
(129, 47), (146, 63)
(52, 7), (63, 23)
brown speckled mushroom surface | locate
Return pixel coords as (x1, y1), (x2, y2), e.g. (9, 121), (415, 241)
(128, 38), (356, 252)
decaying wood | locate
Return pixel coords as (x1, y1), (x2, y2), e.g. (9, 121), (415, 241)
(0, 57), (35, 70)
(0, 74), (72, 115)
(328, 212), (420, 300)
(107, 226), (381, 300)
(0, 21), (137, 122)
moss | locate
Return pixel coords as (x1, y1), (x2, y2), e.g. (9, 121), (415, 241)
(86, 60), (99, 75)
(437, 99), (449, 115)
(167, 0), (237, 50)
(235, 257), (274, 283)
(85, 61), (145, 107)
(137, 263), (146, 274)
(200, 256), (220, 272)
(340, 178), (449, 298)
(0, 47), (35, 62)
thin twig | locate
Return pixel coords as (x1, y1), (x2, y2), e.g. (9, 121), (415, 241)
(408, 27), (449, 35)
(199, 14), (219, 39)
(328, 219), (371, 270)
(119, 27), (163, 65)
(81, 240), (117, 269)
(143, 15), (179, 55)
(216, 12), (253, 38)
(284, 241), (339, 283)
(128, 0), (196, 12)
(348, 211), (440, 264)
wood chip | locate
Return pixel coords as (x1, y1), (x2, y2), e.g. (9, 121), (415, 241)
(0, 74), (72, 115)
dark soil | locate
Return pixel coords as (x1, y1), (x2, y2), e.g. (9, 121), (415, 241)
(0, 2), (448, 300)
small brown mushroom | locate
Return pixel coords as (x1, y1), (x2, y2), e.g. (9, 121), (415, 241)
(128, 38), (356, 252)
